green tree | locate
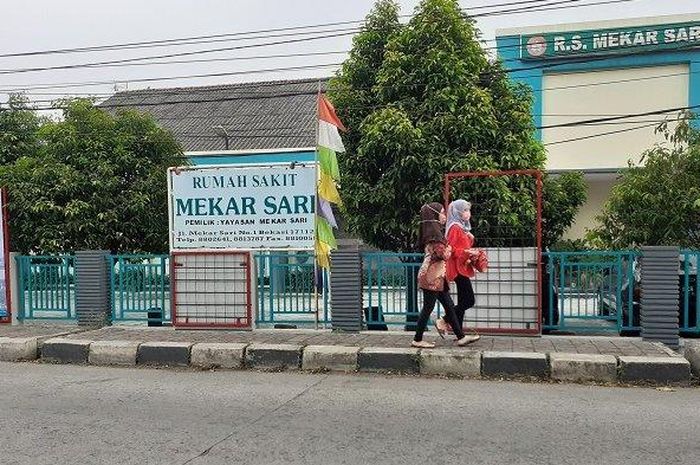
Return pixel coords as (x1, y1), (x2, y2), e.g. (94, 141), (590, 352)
(0, 95), (43, 165)
(0, 99), (186, 253)
(588, 116), (700, 249)
(330, 0), (585, 251)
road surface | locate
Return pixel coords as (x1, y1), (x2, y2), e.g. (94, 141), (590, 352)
(1, 362), (698, 464)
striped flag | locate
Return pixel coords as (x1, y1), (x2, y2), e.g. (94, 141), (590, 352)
(316, 95), (345, 269)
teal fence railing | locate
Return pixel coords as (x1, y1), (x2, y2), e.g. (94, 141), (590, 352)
(680, 250), (699, 334)
(111, 254), (170, 324)
(255, 252), (329, 326)
(12, 249), (699, 334)
(362, 252), (429, 328)
(16, 255), (76, 321)
(544, 251), (639, 333)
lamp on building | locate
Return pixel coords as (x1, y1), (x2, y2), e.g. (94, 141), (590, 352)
(213, 125), (230, 150)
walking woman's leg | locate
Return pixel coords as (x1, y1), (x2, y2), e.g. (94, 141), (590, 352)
(454, 275), (467, 328)
(436, 283), (465, 340)
(455, 275), (476, 328)
(414, 290), (438, 342)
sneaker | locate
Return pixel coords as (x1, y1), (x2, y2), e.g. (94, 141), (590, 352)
(411, 340), (436, 349)
(456, 334), (480, 346)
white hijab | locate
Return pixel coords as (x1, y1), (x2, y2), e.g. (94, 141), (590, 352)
(445, 199), (471, 237)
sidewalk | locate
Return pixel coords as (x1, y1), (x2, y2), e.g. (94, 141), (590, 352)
(65, 326), (674, 357)
(0, 324), (697, 386)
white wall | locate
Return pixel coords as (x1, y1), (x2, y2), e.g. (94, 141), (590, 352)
(542, 64), (689, 171)
(563, 177), (616, 241)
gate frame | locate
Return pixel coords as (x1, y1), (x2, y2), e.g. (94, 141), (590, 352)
(171, 250), (253, 329)
(0, 188), (10, 324)
(443, 169), (544, 336)
(111, 254), (171, 324)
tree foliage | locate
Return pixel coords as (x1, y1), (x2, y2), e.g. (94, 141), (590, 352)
(0, 99), (186, 253)
(588, 116), (700, 249)
(0, 95), (43, 165)
(330, 0), (585, 251)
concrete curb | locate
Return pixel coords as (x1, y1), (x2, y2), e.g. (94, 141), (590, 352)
(3, 334), (697, 386)
(0, 337), (39, 361)
(618, 356), (691, 384)
(41, 338), (92, 364)
(549, 353), (618, 383)
(191, 343), (248, 369)
(684, 341), (700, 377)
(302, 345), (359, 372)
(358, 347), (420, 374)
(482, 351), (548, 379)
(420, 349), (481, 378)
(137, 342), (192, 367)
(89, 340), (141, 366)
(245, 343), (303, 371)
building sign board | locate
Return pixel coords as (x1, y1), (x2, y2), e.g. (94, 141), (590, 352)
(168, 164), (316, 250)
(521, 21), (700, 59)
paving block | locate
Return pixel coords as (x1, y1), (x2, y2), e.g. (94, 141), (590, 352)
(618, 356), (691, 384)
(482, 351), (548, 379)
(191, 343), (248, 369)
(684, 342), (700, 377)
(89, 340), (140, 366)
(549, 353), (618, 383)
(137, 341), (192, 367)
(41, 338), (92, 364)
(358, 347), (420, 374)
(420, 349), (481, 377)
(245, 343), (303, 370)
(302, 345), (359, 372)
(0, 337), (39, 361)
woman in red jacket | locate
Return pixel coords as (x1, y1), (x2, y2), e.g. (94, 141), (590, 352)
(436, 199), (480, 342)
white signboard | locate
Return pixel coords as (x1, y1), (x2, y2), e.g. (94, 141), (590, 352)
(168, 164), (316, 250)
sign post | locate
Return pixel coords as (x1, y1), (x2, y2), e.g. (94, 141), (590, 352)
(168, 163), (317, 329)
(0, 189), (11, 324)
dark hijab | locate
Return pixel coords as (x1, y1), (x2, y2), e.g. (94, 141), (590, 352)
(418, 202), (445, 249)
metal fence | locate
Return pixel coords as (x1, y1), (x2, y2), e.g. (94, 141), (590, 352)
(363, 252), (426, 328)
(11, 249), (700, 334)
(16, 255), (76, 321)
(111, 254), (170, 324)
(255, 251), (329, 326)
(680, 250), (699, 334)
(544, 251), (639, 333)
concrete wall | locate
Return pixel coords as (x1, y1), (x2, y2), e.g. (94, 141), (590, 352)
(542, 64), (689, 171)
(563, 176), (616, 240)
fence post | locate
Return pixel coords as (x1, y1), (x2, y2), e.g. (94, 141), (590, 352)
(640, 246), (680, 348)
(330, 243), (363, 332)
(75, 250), (112, 327)
(8, 252), (19, 324)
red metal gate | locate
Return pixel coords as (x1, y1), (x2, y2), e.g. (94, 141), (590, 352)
(444, 170), (543, 336)
(171, 251), (252, 329)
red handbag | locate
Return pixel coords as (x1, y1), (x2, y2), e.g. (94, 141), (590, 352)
(468, 249), (488, 273)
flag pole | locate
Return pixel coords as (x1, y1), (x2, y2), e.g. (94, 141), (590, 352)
(314, 80), (322, 330)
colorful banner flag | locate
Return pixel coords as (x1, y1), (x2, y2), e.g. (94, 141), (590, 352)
(315, 94), (345, 269)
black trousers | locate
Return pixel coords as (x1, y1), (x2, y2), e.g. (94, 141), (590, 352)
(414, 281), (465, 342)
(454, 275), (476, 328)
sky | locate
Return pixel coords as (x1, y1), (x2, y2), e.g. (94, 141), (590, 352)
(0, 0), (697, 108)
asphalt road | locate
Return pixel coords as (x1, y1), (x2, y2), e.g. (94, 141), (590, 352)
(1, 362), (699, 465)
